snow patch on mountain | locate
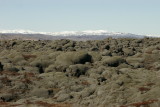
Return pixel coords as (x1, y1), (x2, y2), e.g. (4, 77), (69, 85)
(0, 29), (159, 38)
(0, 29), (131, 36)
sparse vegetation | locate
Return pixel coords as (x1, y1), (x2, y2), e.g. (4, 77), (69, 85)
(0, 38), (160, 106)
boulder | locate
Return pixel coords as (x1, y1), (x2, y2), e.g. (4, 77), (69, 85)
(103, 56), (125, 67)
(66, 64), (88, 77)
(55, 51), (92, 66)
(30, 88), (52, 98)
(122, 48), (134, 56)
(0, 93), (16, 102)
(56, 94), (72, 102)
(88, 52), (102, 62)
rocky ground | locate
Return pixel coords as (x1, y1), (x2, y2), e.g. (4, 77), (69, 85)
(0, 37), (160, 107)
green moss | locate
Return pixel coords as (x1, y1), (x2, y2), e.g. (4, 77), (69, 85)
(55, 51), (92, 66)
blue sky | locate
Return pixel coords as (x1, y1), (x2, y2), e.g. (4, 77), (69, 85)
(0, 0), (160, 35)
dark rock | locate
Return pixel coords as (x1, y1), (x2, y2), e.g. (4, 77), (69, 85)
(0, 62), (3, 71)
(90, 47), (99, 51)
(66, 64), (88, 77)
(36, 64), (44, 73)
(6, 67), (19, 72)
(0, 94), (16, 102)
(103, 44), (110, 50)
(11, 41), (17, 47)
(97, 77), (107, 82)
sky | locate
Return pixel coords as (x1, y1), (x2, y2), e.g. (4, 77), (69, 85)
(0, 0), (160, 35)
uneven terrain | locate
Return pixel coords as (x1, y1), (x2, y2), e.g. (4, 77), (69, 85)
(0, 37), (160, 107)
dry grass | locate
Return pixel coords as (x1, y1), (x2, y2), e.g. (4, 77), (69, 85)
(138, 87), (150, 92)
(0, 71), (20, 76)
(81, 80), (90, 86)
(22, 54), (37, 60)
(24, 72), (35, 77)
(0, 76), (11, 86)
(130, 100), (158, 107)
(35, 101), (71, 107)
(23, 72), (42, 81)
(25, 100), (71, 107)
(0, 101), (22, 107)
(120, 99), (158, 107)
(21, 78), (32, 84)
(145, 83), (155, 87)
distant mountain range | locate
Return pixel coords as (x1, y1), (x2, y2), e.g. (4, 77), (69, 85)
(0, 30), (159, 41)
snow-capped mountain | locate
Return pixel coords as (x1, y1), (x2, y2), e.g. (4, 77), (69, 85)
(0, 29), (159, 40)
(0, 29), (137, 36)
(0, 30), (44, 35)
